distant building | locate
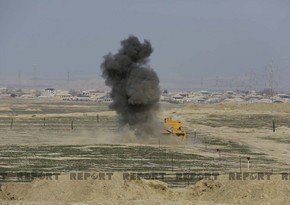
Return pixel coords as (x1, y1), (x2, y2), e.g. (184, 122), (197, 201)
(20, 94), (34, 98)
(199, 90), (210, 95)
(103, 97), (113, 103)
(0, 87), (7, 94)
(95, 92), (113, 103)
(278, 93), (290, 99)
(55, 90), (72, 101)
(44, 88), (56, 96)
(172, 94), (184, 100)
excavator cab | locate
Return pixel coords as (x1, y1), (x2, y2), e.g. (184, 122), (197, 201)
(163, 117), (187, 142)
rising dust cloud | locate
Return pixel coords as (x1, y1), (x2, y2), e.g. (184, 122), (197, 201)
(101, 35), (161, 139)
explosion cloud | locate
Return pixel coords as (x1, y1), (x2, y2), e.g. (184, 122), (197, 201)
(101, 35), (161, 137)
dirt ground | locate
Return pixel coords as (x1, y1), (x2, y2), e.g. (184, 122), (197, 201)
(1, 100), (290, 204)
(1, 173), (290, 205)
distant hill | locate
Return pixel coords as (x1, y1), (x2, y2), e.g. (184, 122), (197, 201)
(0, 78), (109, 91)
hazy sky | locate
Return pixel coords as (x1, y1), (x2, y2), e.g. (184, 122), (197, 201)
(1, 0), (290, 90)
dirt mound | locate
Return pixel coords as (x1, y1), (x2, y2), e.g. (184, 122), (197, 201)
(1, 173), (290, 204)
(188, 174), (289, 205)
(0, 173), (175, 204)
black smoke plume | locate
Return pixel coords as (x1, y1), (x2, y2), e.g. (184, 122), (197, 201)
(101, 35), (161, 137)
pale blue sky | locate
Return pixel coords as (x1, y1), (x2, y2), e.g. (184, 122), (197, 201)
(0, 0), (290, 90)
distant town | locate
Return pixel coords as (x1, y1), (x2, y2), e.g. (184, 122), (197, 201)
(1, 86), (290, 104)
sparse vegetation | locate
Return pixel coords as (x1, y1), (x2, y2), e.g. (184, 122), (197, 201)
(0, 99), (289, 186)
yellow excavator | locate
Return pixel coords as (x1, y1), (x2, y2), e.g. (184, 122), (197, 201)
(163, 117), (187, 142)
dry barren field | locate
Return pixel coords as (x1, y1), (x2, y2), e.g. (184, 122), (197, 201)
(1, 98), (290, 204)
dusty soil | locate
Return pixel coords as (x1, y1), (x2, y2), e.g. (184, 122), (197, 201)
(1, 99), (290, 204)
(0, 173), (289, 205)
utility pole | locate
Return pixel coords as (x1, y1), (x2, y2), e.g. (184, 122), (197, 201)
(215, 76), (219, 92)
(67, 71), (70, 90)
(269, 66), (274, 103)
(18, 70), (22, 88)
(33, 65), (37, 89)
(264, 62), (279, 103)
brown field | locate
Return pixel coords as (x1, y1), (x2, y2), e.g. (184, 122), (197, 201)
(1, 98), (290, 204)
